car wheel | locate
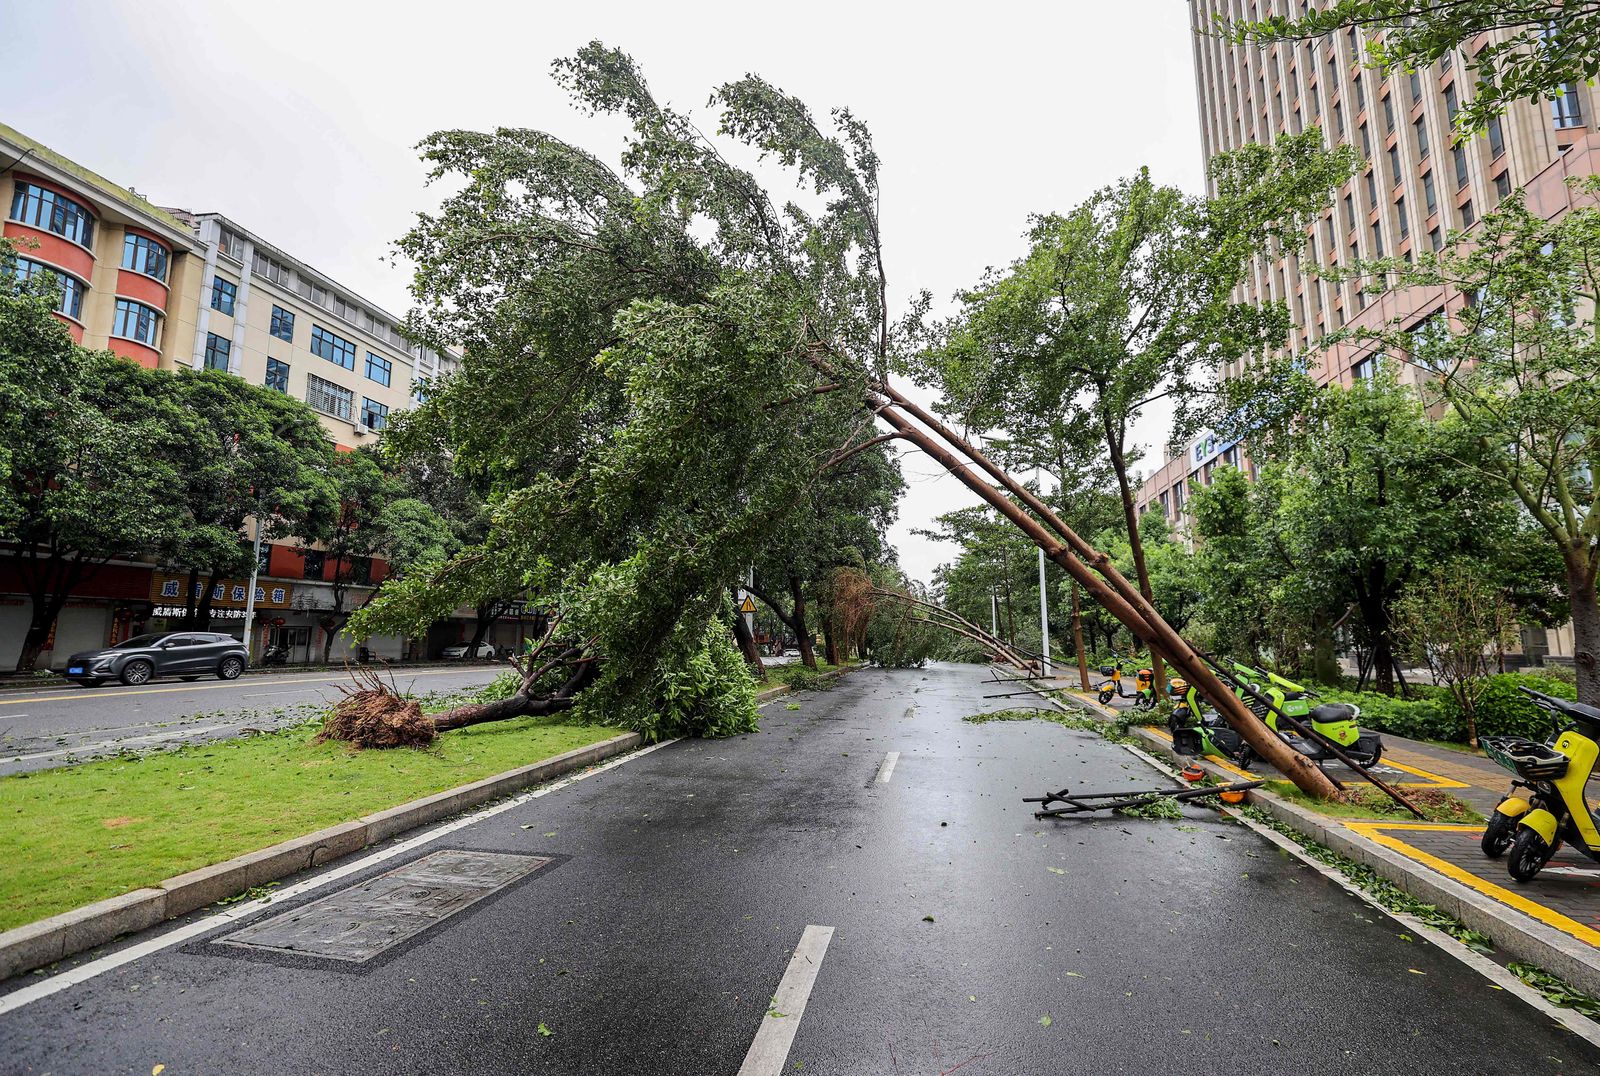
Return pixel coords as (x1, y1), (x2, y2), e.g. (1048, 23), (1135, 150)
(1508, 826), (1553, 883)
(217, 656), (245, 681)
(120, 660), (154, 686)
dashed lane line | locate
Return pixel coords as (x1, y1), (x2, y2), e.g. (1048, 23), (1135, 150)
(736, 925), (835, 1076)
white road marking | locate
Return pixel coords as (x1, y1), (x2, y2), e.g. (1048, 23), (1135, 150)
(241, 689), (320, 698)
(736, 925), (835, 1076)
(0, 714), (28, 721)
(0, 738), (676, 1017)
(875, 751), (899, 784)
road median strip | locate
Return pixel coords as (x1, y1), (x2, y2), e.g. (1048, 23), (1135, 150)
(0, 661), (856, 985)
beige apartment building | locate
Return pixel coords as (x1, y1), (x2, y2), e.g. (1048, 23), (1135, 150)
(0, 122), (485, 667)
(1133, 8), (1600, 662)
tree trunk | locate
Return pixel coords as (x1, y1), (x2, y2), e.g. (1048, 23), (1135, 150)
(1104, 429), (1165, 694)
(16, 591), (70, 672)
(468, 603), (495, 655)
(1071, 580), (1090, 691)
(822, 620), (840, 666)
(789, 574), (818, 670)
(1311, 611), (1339, 684)
(731, 604), (767, 681)
(432, 654), (599, 730)
(196, 571), (218, 631)
(1567, 554), (1600, 706)
(182, 566), (201, 630)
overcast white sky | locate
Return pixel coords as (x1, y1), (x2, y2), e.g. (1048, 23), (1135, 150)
(3, 0), (1205, 584)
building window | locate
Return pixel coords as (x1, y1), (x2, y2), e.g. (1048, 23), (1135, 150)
(1408, 71), (1422, 105)
(1333, 100), (1344, 139)
(305, 373), (353, 420)
(1352, 355), (1378, 381)
(1494, 171), (1512, 201)
(218, 228), (246, 260)
(300, 550), (325, 579)
(1445, 85), (1460, 123)
(1382, 94), (1395, 133)
(1387, 145), (1400, 181)
(204, 332), (231, 372)
(310, 325), (356, 370)
(1353, 69), (1365, 110)
(1172, 480), (1186, 513)
(1423, 170), (1438, 214)
(364, 352), (392, 387)
(121, 234), (169, 283)
(1159, 490), (1171, 518)
(1429, 226), (1442, 252)
(1359, 122), (1371, 156)
(352, 556), (373, 586)
(265, 357), (289, 393)
(1462, 200), (1476, 227)
(11, 258), (85, 320)
(1487, 115), (1505, 159)
(270, 305), (295, 342)
(211, 276), (237, 315)
(1396, 195), (1409, 239)
(1371, 218), (1383, 254)
(360, 397), (389, 430)
(1414, 115), (1430, 158)
(252, 249), (290, 285)
(9, 181), (94, 247)
(1365, 170), (1378, 208)
(1552, 84), (1584, 129)
(1453, 143), (1470, 190)
(112, 298), (161, 347)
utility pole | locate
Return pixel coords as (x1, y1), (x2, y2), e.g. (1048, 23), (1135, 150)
(990, 588), (999, 639)
(1036, 471), (1051, 679)
(241, 516), (265, 660)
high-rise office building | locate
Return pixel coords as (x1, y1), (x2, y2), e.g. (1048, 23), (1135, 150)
(1135, 11), (1600, 662)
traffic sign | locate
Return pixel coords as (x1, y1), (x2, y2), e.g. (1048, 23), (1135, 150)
(739, 595), (757, 614)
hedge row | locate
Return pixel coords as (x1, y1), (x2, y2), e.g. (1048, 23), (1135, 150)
(1313, 672), (1576, 743)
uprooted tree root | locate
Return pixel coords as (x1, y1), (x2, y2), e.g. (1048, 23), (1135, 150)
(318, 665), (437, 749)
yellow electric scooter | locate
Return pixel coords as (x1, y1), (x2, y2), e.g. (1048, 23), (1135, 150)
(1481, 687), (1600, 884)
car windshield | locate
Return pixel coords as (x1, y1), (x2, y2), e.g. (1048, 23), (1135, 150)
(110, 633), (169, 650)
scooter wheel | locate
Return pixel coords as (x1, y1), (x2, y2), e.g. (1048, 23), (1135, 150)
(1508, 827), (1553, 883)
(1098, 691), (1114, 705)
(1480, 809), (1517, 859)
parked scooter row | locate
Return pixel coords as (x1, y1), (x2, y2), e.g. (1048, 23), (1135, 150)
(1480, 687), (1600, 884)
(1165, 659), (1385, 770)
(1096, 655), (1157, 710)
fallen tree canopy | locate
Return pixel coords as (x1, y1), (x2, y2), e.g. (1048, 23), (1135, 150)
(345, 42), (1343, 798)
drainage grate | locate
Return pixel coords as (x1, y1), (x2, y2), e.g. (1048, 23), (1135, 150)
(216, 849), (552, 963)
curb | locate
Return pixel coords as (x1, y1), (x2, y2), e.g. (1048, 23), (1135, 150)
(0, 731), (642, 983)
(1131, 726), (1600, 998)
(0, 661), (862, 984)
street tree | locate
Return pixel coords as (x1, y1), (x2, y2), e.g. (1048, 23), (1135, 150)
(1341, 182), (1600, 704)
(1395, 565), (1517, 746)
(922, 133), (1356, 691)
(158, 369), (336, 630)
(346, 44), (1343, 799)
(1217, 0), (1600, 132)
(0, 258), (191, 671)
(314, 447), (406, 663)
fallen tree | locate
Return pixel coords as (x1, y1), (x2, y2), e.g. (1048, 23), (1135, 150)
(347, 44), (1340, 797)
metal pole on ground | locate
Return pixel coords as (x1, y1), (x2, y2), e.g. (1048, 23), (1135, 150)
(1036, 470), (1050, 679)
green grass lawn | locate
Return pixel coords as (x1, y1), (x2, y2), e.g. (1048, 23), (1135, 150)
(1266, 780), (1485, 824)
(0, 714), (617, 932)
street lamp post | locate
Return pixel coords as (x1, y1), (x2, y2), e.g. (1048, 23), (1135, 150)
(1036, 471), (1051, 679)
(241, 516), (264, 660)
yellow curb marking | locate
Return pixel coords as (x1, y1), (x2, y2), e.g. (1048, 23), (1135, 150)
(1379, 758), (1472, 790)
(1344, 820), (1600, 950)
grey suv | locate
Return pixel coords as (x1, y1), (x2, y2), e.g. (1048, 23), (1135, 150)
(62, 632), (249, 687)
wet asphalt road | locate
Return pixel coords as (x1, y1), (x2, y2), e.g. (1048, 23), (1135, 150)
(1, 662), (1596, 1073)
(0, 665), (504, 776)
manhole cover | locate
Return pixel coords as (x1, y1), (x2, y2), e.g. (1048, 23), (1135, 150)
(216, 849), (553, 963)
